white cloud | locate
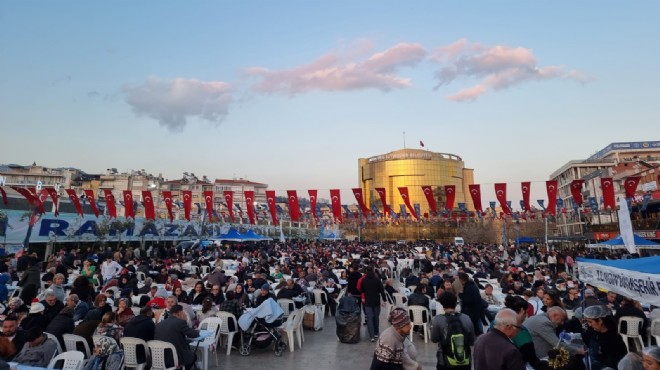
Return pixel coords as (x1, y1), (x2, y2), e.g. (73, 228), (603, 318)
(123, 77), (232, 132)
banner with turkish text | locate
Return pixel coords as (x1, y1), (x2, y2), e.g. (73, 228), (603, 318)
(162, 191), (174, 222)
(375, 188), (388, 216)
(351, 188), (370, 218)
(123, 191), (135, 219)
(601, 177), (616, 209)
(308, 190), (318, 220)
(83, 190), (100, 218)
(330, 189), (343, 223)
(266, 190), (278, 225)
(65, 189), (83, 217)
(286, 190), (301, 222)
(397, 187), (418, 219)
(182, 190), (192, 221)
(244, 190), (256, 224)
(203, 191), (214, 221)
(468, 184), (483, 215)
(223, 191), (234, 222)
(142, 191), (156, 220)
(521, 182), (531, 212)
(546, 181), (558, 216)
(421, 186), (437, 215)
(624, 176), (641, 199)
(103, 189), (117, 218)
(444, 185), (456, 211)
(570, 180), (585, 207)
(494, 183), (511, 215)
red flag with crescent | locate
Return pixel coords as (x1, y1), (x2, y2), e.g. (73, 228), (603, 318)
(162, 191), (174, 222)
(444, 185), (456, 211)
(266, 190), (278, 225)
(0, 187), (7, 206)
(375, 188), (388, 216)
(624, 176), (641, 199)
(421, 186), (437, 215)
(245, 190), (256, 224)
(43, 188), (59, 216)
(308, 190), (318, 220)
(65, 189), (83, 217)
(182, 190), (192, 221)
(329, 189), (343, 223)
(142, 191), (156, 220)
(601, 177), (615, 209)
(203, 191), (214, 221)
(494, 183), (511, 215)
(11, 186), (41, 210)
(103, 189), (117, 218)
(123, 191), (135, 219)
(546, 180), (558, 215)
(286, 190), (301, 222)
(223, 191), (234, 222)
(570, 180), (585, 207)
(351, 188), (370, 218)
(37, 189), (51, 213)
(83, 189), (100, 218)
(468, 184), (483, 215)
(521, 182), (531, 212)
(397, 187), (418, 219)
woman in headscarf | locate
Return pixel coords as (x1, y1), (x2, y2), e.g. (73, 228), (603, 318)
(94, 312), (123, 343)
(234, 283), (250, 308)
(84, 335), (124, 370)
(114, 298), (134, 327)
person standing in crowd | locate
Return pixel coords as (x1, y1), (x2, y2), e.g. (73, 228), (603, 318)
(473, 308), (526, 370)
(361, 266), (387, 342)
(457, 272), (485, 335)
(101, 255), (122, 284)
(370, 308), (419, 370)
(431, 292), (475, 370)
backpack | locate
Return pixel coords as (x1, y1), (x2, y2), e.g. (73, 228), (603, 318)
(442, 313), (469, 367)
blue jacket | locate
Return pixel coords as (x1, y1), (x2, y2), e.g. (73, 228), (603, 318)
(0, 273), (10, 303)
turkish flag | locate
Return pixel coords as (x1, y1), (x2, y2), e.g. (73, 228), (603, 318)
(0, 187), (7, 206)
(546, 181), (558, 215)
(182, 190), (192, 221)
(45, 188), (60, 216)
(569, 180), (585, 207)
(444, 185), (456, 210)
(83, 190), (100, 218)
(223, 191), (234, 222)
(37, 189), (50, 213)
(601, 177), (616, 209)
(266, 190), (279, 225)
(521, 182), (531, 212)
(624, 176), (641, 198)
(375, 188), (388, 216)
(12, 187), (41, 210)
(103, 189), (117, 218)
(287, 190), (301, 221)
(351, 188), (370, 218)
(468, 184), (483, 215)
(123, 191), (135, 219)
(398, 187), (418, 219)
(421, 186), (437, 215)
(494, 183), (511, 215)
(245, 190), (256, 224)
(330, 189), (343, 223)
(308, 190), (318, 220)
(203, 191), (214, 221)
(142, 191), (156, 220)
(162, 191), (174, 222)
(65, 189), (83, 217)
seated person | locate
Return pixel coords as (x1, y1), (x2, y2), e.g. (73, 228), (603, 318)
(407, 285), (430, 309)
(276, 279), (303, 299)
(12, 327), (58, 367)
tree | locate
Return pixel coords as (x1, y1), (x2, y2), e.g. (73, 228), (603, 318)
(458, 220), (499, 244)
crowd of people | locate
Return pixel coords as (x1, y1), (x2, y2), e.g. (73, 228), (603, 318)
(0, 240), (658, 370)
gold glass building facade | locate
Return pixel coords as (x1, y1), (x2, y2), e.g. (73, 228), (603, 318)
(358, 149), (474, 216)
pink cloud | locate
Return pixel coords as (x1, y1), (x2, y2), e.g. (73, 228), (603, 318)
(433, 39), (591, 101)
(245, 42), (427, 94)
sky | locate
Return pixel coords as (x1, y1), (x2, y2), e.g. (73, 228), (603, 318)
(1, 1), (659, 204)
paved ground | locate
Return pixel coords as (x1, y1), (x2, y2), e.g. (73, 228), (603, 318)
(212, 309), (438, 370)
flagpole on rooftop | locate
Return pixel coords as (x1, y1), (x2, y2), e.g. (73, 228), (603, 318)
(403, 131), (406, 150)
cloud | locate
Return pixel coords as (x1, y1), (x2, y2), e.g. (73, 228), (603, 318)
(432, 39), (592, 101)
(123, 77), (232, 132)
(244, 42), (427, 95)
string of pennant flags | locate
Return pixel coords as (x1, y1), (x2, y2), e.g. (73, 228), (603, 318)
(0, 175), (653, 226)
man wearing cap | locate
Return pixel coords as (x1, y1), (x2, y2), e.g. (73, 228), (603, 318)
(154, 304), (199, 370)
(12, 327), (58, 367)
(473, 308), (525, 370)
(20, 300), (48, 332)
(581, 288), (604, 308)
(370, 308), (419, 370)
(254, 283), (275, 307)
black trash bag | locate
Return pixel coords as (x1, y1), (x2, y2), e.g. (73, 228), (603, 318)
(336, 296), (361, 344)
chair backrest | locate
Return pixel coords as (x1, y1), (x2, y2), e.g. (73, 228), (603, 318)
(148, 340), (178, 370)
(63, 334), (91, 357)
(286, 309), (303, 330)
(44, 332), (63, 355)
(106, 287), (119, 299)
(408, 305), (430, 324)
(11, 287), (22, 299)
(47, 350), (85, 370)
(191, 265), (200, 275)
(199, 317), (223, 344)
(277, 299), (295, 317)
(618, 316), (645, 336)
(120, 337), (150, 367)
(312, 289), (328, 305)
(136, 271), (146, 282)
(200, 266), (210, 275)
(336, 287), (346, 301)
(392, 293), (408, 308)
(216, 311), (238, 334)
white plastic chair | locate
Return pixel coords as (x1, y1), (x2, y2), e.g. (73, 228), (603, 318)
(392, 293), (408, 309)
(147, 340), (178, 370)
(277, 298), (295, 319)
(47, 350), (85, 370)
(10, 287), (22, 299)
(279, 309), (303, 352)
(312, 289), (328, 317)
(191, 265), (200, 275)
(120, 337), (150, 370)
(198, 317), (223, 365)
(136, 271), (146, 283)
(618, 316), (645, 352)
(63, 334), (91, 357)
(649, 318), (660, 346)
(215, 311), (238, 355)
(44, 331), (63, 355)
(200, 266), (210, 276)
(105, 286), (120, 299)
(408, 305), (431, 343)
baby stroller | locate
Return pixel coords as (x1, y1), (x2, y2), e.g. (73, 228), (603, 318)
(237, 298), (287, 356)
